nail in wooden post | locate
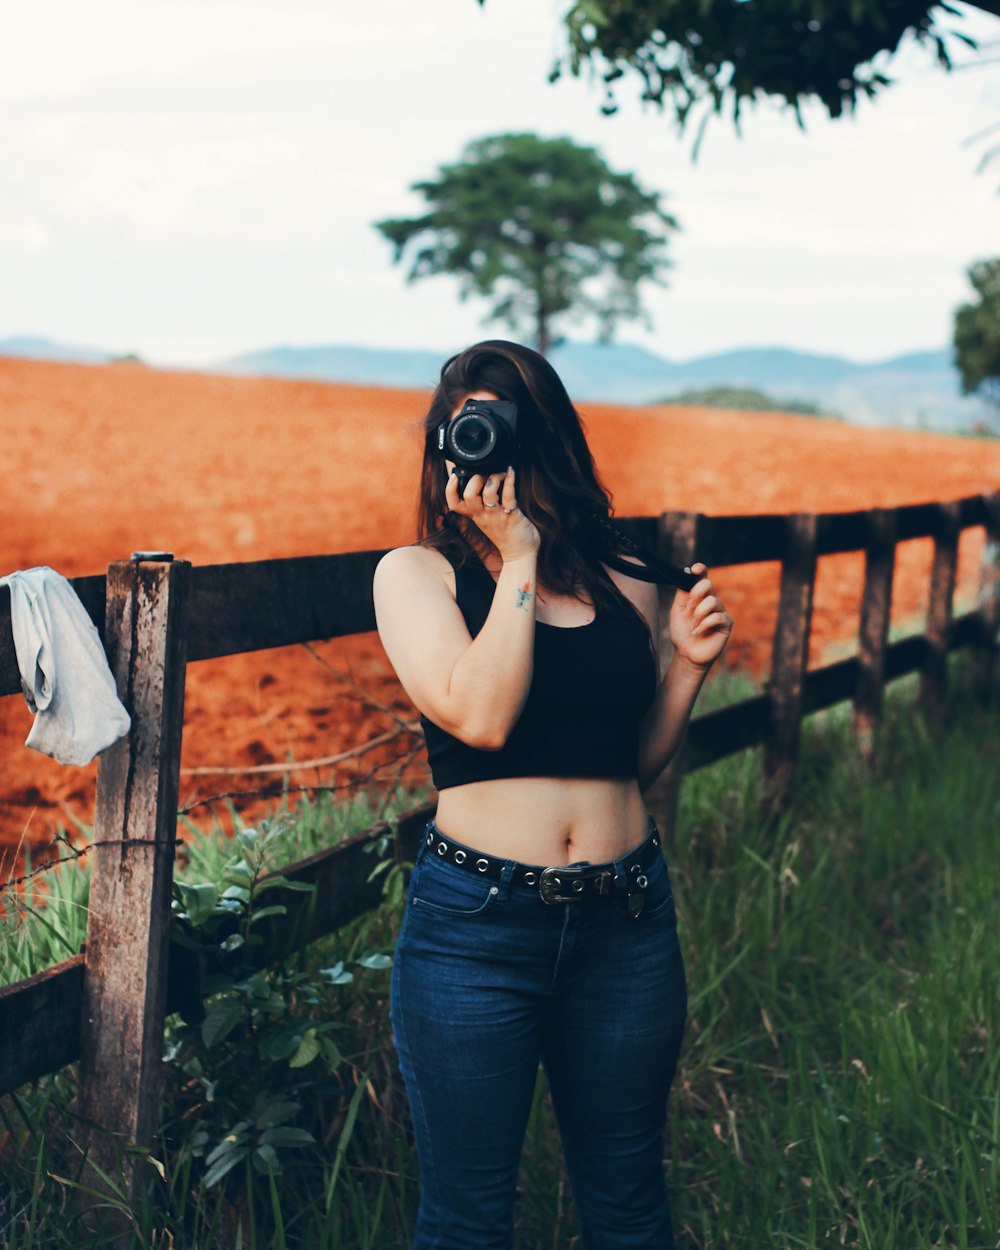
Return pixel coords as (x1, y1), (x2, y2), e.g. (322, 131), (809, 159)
(920, 501), (960, 717)
(76, 556), (189, 1219)
(764, 513), (818, 811)
(853, 508), (896, 765)
(645, 511), (699, 846)
(972, 491), (1000, 704)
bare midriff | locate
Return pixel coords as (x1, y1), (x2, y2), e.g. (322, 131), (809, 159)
(432, 775), (650, 867)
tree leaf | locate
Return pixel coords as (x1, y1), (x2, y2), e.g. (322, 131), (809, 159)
(254, 1099), (302, 1129)
(252, 1144), (281, 1174)
(248, 904), (288, 925)
(221, 885), (251, 903)
(254, 875), (315, 896)
(257, 1027), (303, 1062)
(357, 951), (392, 971)
(201, 997), (243, 1049)
(204, 1122), (251, 1166)
(202, 1146), (248, 1188)
(175, 882), (219, 925)
(289, 1028), (320, 1069)
(258, 1126), (316, 1148)
(320, 961), (354, 986)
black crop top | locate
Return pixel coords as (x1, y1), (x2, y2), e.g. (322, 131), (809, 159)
(419, 548), (658, 790)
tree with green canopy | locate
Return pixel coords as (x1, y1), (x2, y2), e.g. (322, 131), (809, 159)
(954, 257), (1000, 406)
(374, 132), (679, 357)
(476, 0), (997, 154)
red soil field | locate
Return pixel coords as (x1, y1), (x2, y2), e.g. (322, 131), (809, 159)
(1, 356), (998, 870)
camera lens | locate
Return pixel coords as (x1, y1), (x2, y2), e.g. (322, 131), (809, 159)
(450, 414), (496, 460)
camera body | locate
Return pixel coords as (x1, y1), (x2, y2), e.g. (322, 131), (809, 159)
(436, 398), (518, 496)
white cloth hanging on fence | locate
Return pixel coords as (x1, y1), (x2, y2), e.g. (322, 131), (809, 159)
(0, 566), (131, 766)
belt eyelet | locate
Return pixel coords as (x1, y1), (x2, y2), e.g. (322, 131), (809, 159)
(522, 872), (537, 886)
(476, 858), (489, 873)
(453, 850), (467, 865)
(436, 842), (448, 856)
(636, 873), (648, 889)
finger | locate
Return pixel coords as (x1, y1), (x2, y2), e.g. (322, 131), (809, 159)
(693, 611), (730, 635)
(502, 465), (518, 513)
(692, 595), (722, 623)
(482, 473), (502, 502)
(444, 471), (463, 511)
(462, 473), (486, 505)
(687, 576), (714, 600)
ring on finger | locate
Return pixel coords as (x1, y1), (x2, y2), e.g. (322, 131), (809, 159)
(483, 501), (500, 508)
(503, 504), (519, 514)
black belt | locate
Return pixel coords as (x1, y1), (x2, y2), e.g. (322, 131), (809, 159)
(422, 821), (661, 915)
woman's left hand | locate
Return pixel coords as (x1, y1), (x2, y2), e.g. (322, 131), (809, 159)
(668, 562), (733, 671)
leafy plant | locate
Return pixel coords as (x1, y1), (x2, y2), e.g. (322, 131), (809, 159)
(163, 819), (393, 1193)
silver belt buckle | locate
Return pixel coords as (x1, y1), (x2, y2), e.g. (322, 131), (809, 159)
(538, 865), (586, 905)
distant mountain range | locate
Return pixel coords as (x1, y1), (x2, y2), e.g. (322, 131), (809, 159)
(2, 334), (996, 435)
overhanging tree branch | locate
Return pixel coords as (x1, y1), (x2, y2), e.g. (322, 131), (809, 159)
(478, 0), (1000, 156)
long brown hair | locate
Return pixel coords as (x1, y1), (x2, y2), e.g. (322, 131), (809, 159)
(416, 340), (650, 628)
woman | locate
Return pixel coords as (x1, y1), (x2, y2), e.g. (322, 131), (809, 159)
(373, 340), (732, 1250)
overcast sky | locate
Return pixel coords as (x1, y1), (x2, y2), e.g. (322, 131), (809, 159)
(2, 0), (999, 367)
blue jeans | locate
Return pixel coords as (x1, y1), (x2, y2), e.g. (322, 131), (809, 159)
(390, 815), (688, 1250)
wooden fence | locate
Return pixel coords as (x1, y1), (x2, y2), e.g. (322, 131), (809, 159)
(1, 492), (998, 1202)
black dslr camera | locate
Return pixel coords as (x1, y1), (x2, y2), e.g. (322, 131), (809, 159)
(436, 398), (518, 496)
(436, 395), (698, 590)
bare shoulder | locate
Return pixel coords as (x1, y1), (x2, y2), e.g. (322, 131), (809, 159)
(374, 544), (455, 594)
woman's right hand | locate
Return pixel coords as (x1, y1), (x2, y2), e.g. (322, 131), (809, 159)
(445, 465), (540, 562)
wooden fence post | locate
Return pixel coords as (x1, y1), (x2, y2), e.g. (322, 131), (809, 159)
(920, 501), (960, 717)
(853, 508), (897, 765)
(972, 491), (1000, 703)
(645, 510), (700, 845)
(75, 556), (189, 1224)
(764, 513), (818, 810)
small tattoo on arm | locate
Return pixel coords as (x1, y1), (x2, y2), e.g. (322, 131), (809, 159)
(516, 581), (533, 611)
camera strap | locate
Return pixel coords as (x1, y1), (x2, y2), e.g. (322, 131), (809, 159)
(590, 513), (699, 592)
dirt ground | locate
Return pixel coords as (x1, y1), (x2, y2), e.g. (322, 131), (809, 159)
(2, 356), (998, 872)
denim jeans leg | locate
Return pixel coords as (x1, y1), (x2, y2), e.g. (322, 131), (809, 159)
(540, 855), (688, 1249)
(391, 848), (557, 1250)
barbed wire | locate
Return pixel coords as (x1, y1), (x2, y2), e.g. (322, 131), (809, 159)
(1, 641), (428, 900)
(176, 743), (426, 816)
(1, 736), (426, 899)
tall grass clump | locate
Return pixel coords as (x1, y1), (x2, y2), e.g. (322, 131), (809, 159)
(668, 656), (999, 1248)
(0, 655), (997, 1248)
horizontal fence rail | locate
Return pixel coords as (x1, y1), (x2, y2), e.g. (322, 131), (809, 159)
(3, 495), (997, 695)
(1, 492), (998, 1205)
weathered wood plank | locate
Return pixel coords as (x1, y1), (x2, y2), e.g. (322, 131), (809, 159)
(971, 491), (1000, 702)
(683, 694), (771, 770)
(185, 549), (386, 662)
(693, 513), (789, 566)
(0, 954), (85, 1094)
(853, 509), (897, 763)
(764, 513), (818, 808)
(920, 501), (961, 715)
(75, 558), (190, 1205)
(0, 585), (18, 699)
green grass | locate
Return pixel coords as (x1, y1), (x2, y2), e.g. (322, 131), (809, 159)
(1, 653), (997, 1248)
